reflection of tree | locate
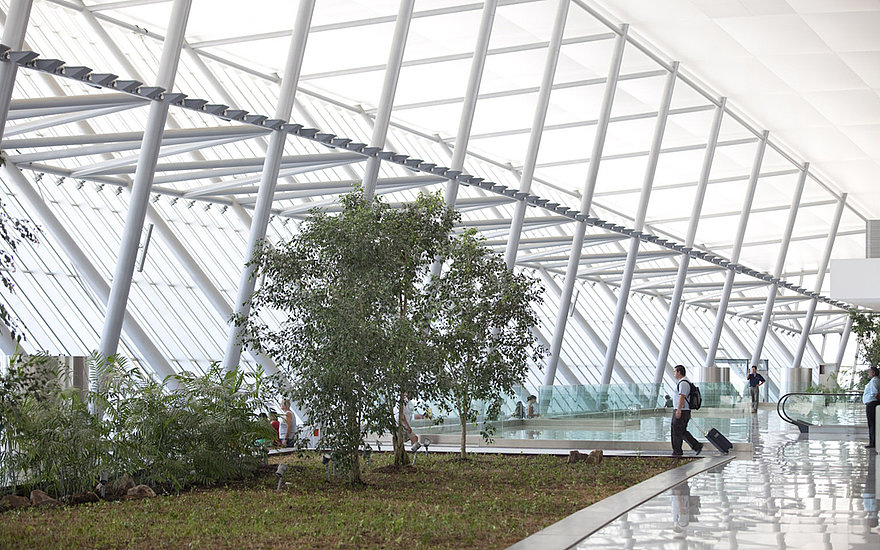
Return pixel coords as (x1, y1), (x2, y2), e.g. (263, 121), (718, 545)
(0, 191), (41, 341)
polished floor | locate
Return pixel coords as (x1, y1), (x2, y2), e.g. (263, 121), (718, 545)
(577, 411), (879, 549)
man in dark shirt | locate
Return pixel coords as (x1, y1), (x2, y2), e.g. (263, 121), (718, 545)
(671, 365), (703, 457)
(747, 366), (765, 413)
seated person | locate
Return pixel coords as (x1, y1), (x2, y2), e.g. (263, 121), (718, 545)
(512, 400), (525, 419)
(527, 395), (540, 418)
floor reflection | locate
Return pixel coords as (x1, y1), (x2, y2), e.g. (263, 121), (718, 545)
(577, 412), (880, 549)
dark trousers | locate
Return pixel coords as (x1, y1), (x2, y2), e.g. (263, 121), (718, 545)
(671, 410), (700, 454)
(867, 400), (879, 447)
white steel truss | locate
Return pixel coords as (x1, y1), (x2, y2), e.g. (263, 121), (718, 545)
(0, 0), (865, 393)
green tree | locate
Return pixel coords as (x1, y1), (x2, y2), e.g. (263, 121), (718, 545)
(239, 191), (454, 481)
(848, 309), (880, 390)
(427, 229), (545, 458)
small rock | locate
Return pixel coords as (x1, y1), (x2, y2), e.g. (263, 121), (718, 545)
(125, 485), (156, 499)
(70, 491), (100, 505)
(584, 449), (604, 465)
(108, 473), (135, 497)
(30, 489), (58, 507)
(0, 494), (30, 511)
(567, 450), (582, 464)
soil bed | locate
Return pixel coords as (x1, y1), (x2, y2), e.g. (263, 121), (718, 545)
(0, 452), (686, 549)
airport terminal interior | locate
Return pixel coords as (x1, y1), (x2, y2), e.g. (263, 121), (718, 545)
(0, 1), (878, 548)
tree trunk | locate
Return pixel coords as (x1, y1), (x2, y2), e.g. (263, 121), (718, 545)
(392, 425), (411, 466)
(349, 448), (363, 484)
(458, 410), (467, 459)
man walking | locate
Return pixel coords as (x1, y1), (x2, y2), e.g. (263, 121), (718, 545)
(671, 365), (703, 457)
(864, 366), (880, 449)
(747, 365), (766, 413)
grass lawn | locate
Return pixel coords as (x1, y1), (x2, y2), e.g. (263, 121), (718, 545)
(0, 452), (686, 549)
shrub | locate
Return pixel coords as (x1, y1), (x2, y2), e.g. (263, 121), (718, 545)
(1, 354), (275, 498)
(0, 353), (109, 498)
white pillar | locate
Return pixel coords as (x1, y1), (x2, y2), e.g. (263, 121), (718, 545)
(0, 0), (33, 144)
(503, 0), (572, 270)
(223, 0), (316, 371)
(834, 316), (852, 368)
(652, 98), (726, 385)
(704, 131), (768, 367)
(361, 0), (415, 200)
(791, 194), (846, 368)
(601, 63), (678, 378)
(750, 164), (809, 366)
(430, 0), (497, 279)
(445, 0), (497, 207)
(100, 0), (193, 358)
(544, 26), (628, 386)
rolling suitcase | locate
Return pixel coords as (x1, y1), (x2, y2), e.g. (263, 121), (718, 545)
(705, 427), (733, 454)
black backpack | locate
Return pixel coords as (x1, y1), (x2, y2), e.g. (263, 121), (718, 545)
(678, 379), (702, 410)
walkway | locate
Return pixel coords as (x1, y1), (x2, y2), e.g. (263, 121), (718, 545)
(574, 411), (879, 549)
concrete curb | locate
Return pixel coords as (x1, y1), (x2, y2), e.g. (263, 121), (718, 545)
(506, 454), (735, 550)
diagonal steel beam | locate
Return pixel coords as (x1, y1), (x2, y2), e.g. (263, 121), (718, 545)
(100, 0), (193, 359)
(222, 0), (316, 371)
(7, 93), (143, 120)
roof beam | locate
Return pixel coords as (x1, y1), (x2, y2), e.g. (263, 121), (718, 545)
(300, 32), (615, 82)
(531, 137), (758, 170)
(594, 168), (800, 198)
(212, 175), (445, 199)
(464, 103), (709, 141)
(1, 125), (268, 148)
(707, 228), (863, 250)
(186, 0), (541, 48)
(153, 154), (364, 187)
(7, 92), (144, 120)
(650, 198), (838, 225)
(4, 103), (144, 137)
(395, 69), (667, 114)
(74, 152), (363, 177)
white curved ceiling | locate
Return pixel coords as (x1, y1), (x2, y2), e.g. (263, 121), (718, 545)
(591, 0), (880, 219)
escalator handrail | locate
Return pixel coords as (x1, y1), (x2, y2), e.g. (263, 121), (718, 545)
(777, 392), (863, 428)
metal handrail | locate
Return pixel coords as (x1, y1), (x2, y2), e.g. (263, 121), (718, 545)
(777, 392), (863, 433)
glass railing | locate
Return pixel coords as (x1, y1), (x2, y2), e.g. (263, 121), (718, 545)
(777, 392), (865, 433)
(410, 383), (753, 444)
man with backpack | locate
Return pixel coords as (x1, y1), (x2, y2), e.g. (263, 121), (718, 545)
(671, 365), (703, 457)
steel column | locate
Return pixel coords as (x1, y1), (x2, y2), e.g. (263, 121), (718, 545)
(543, 25), (628, 386)
(1, 163), (176, 379)
(0, 0), (33, 145)
(704, 131), (768, 367)
(834, 315), (852, 368)
(503, 0), (571, 269)
(361, 0), (415, 200)
(99, 0), (192, 359)
(538, 270), (635, 384)
(222, 0), (316, 371)
(652, 98), (726, 385)
(750, 164), (809, 366)
(531, 326), (581, 385)
(445, 0), (497, 207)
(596, 280), (663, 370)
(601, 63), (678, 378)
(791, 194), (846, 368)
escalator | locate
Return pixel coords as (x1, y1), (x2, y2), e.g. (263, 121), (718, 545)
(777, 392), (865, 434)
